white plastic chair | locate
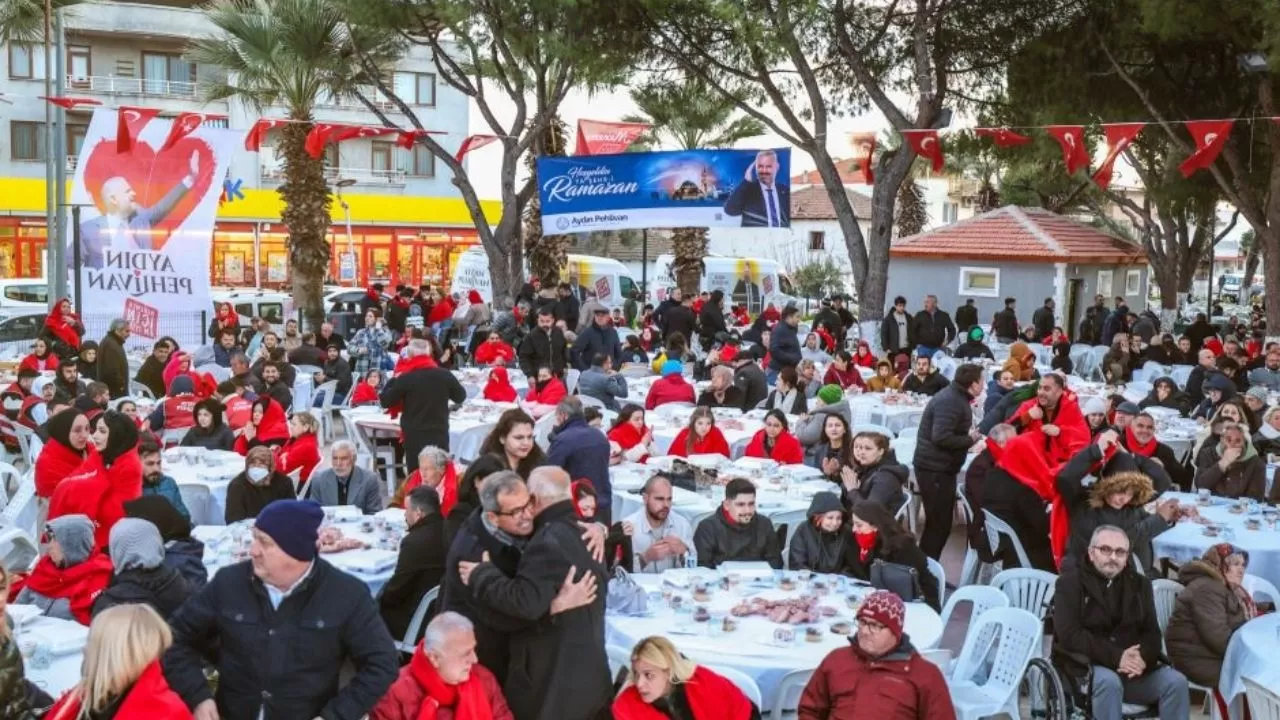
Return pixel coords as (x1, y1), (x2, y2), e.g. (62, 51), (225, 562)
(894, 487), (918, 536)
(564, 368), (582, 395)
(128, 380), (155, 400)
(1243, 573), (1280, 605)
(852, 423), (894, 440)
(990, 568), (1058, 622)
(0, 525), (38, 572)
(533, 411), (558, 451)
(772, 508), (810, 558)
(897, 426), (919, 441)
(1243, 675), (1280, 720)
(161, 427), (189, 447)
(578, 394), (606, 410)
(1169, 364), (1194, 390)
(0, 462), (20, 512)
(0, 475), (37, 539)
(768, 668), (813, 717)
(394, 586), (439, 654)
(311, 380), (340, 442)
(947, 607), (1043, 719)
(850, 401), (882, 427)
(607, 644), (633, 685)
(177, 483), (215, 526)
(703, 664), (763, 710)
(939, 585), (1011, 637)
(927, 556), (947, 608)
(982, 509), (1033, 570)
(956, 484), (981, 587)
(1152, 579), (1184, 636)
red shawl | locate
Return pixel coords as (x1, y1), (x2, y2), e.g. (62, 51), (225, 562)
(814, 327), (836, 352)
(255, 398), (291, 445)
(408, 641), (492, 720)
(525, 377), (566, 406)
(762, 306), (780, 324)
(388, 354), (440, 419)
(398, 462), (459, 516)
(823, 364), (865, 390)
(474, 340), (516, 366)
(47, 661), (191, 718)
(669, 426), (731, 458)
(483, 367), (518, 403)
(275, 432), (321, 482)
(428, 297), (455, 325)
(744, 429), (804, 464)
(43, 299), (81, 351)
(216, 303), (241, 329)
(854, 343), (876, 368)
(608, 421), (650, 462)
(10, 553), (112, 625)
(49, 448), (144, 549)
(732, 308), (750, 326)
(162, 353), (195, 393)
(19, 352), (59, 374)
(351, 382), (380, 406)
(612, 666), (755, 720)
(35, 440), (94, 499)
(1124, 426), (1159, 457)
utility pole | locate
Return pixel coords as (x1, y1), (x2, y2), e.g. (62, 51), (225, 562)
(42, 0), (54, 304)
(51, 8), (68, 302)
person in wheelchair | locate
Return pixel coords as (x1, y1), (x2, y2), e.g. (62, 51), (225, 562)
(1051, 525), (1190, 719)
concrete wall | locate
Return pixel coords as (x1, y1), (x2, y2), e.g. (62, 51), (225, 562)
(881, 257), (1055, 321)
(1064, 262), (1148, 334)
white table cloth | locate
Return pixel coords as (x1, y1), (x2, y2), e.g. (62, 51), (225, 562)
(607, 572), (943, 710)
(16, 615), (89, 698)
(1219, 614), (1280, 719)
(164, 447), (245, 526)
(610, 462), (830, 526)
(1152, 492), (1280, 591)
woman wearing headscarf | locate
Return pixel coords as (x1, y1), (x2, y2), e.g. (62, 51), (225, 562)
(92, 518), (191, 620)
(11, 515), (112, 624)
(787, 491), (847, 573)
(161, 352), (200, 395)
(40, 297), (83, 360)
(35, 408), (94, 499)
(224, 446), (296, 523)
(179, 397), (236, 451)
(232, 396), (290, 454)
(124, 495), (208, 590)
(77, 340), (100, 382)
(483, 366), (519, 402)
(1194, 421), (1267, 500)
(208, 302), (241, 340)
(1254, 405), (1280, 457)
(1001, 341), (1037, 382)
(1139, 376), (1193, 417)
(49, 411), (143, 550)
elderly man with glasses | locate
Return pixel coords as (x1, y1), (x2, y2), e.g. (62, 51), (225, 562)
(1051, 525), (1189, 719)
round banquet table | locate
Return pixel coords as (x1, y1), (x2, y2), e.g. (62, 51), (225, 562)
(1219, 613), (1280, 719)
(1151, 492), (1280, 592)
(607, 572), (943, 711)
(164, 447), (245, 526)
(15, 614), (88, 698)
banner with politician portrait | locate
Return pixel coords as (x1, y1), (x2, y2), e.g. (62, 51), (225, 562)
(537, 147), (792, 233)
(68, 108), (240, 325)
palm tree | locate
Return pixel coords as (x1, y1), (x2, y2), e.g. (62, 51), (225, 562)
(523, 116), (570, 285)
(0, 0), (81, 42)
(190, 0), (399, 328)
(624, 76), (765, 296)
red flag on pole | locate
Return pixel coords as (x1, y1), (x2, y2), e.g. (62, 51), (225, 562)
(395, 129), (445, 149)
(41, 96), (100, 110)
(1178, 120), (1233, 178)
(849, 132), (876, 184)
(161, 112), (224, 152)
(116, 106), (161, 153)
(974, 127), (1032, 147)
(245, 119), (285, 151)
(304, 123), (346, 159)
(1046, 126), (1089, 176)
(454, 134), (500, 163)
(900, 129), (944, 172)
(1091, 123), (1146, 188)
(574, 119), (651, 155)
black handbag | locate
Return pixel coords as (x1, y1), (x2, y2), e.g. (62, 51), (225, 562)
(870, 559), (923, 603)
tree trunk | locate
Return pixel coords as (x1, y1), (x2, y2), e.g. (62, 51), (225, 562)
(523, 118), (569, 286)
(1242, 241), (1262, 289)
(278, 120), (332, 331)
(671, 226), (706, 296)
(895, 179), (927, 237)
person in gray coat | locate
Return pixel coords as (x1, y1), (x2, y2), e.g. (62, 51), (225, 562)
(306, 440), (384, 515)
(794, 384), (852, 447)
(577, 354), (628, 410)
(787, 492), (847, 573)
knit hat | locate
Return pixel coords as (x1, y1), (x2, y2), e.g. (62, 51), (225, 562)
(817, 384), (844, 405)
(1082, 397), (1107, 416)
(1246, 386), (1269, 405)
(254, 500), (325, 561)
(108, 518), (165, 572)
(46, 514), (96, 566)
(1115, 401), (1140, 417)
(660, 359), (683, 377)
(857, 590), (906, 639)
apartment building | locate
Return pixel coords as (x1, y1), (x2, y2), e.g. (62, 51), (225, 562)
(0, 0), (498, 289)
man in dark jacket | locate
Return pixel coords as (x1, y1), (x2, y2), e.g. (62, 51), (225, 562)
(692, 478), (783, 569)
(698, 290), (729, 352)
(1051, 525), (1190, 718)
(134, 340), (172, 399)
(955, 298), (978, 334)
(991, 297), (1020, 343)
(553, 283), (581, 332)
(317, 344), (353, 399)
(380, 339), (466, 470)
(460, 467), (612, 720)
(545, 397), (613, 523)
(733, 349), (769, 410)
(1185, 348), (1217, 407)
(570, 307), (621, 371)
(518, 308), (568, 378)
(1184, 313), (1216, 354)
(901, 355), (949, 397)
(662, 295), (698, 345)
(881, 296), (914, 359)
(911, 294), (956, 357)
(1032, 297), (1056, 341)
(912, 364), (983, 559)
(1078, 294), (1108, 345)
(259, 362), (293, 411)
(768, 306), (803, 379)
(811, 298), (843, 349)
(163, 499), (399, 720)
(653, 289), (681, 336)
(379, 486), (446, 643)
(98, 318), (130, 398)
(1101, 303), (1129, 347)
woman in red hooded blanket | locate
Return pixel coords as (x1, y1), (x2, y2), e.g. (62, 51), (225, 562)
(732, 305), (751, 327)
(162, 352), (199, 395)
(669, 407), (732, 458)
(986, 375), (1090, 567)
(19, 337), (60, 374)
(473, 331), (516, 366)
(10, 514), (113, 625)
(49, 411), (143, 550)
(350, 369), (384, 407)
(369, 633), (513, 720)
(273, 412), (322, 483)
(208, 302), (241, 340)
(35, 408), (96, 499)
(427, 292), (455, 327)
(612, 636), (758, 720)
(483, 366), (518, 403)
(744, 409), (805, 465)
(391, 447), (459, 513)
(41, 297), (83, 359)
(608, 404), (654, 464)
(232, 396), (291, 454)
(853, 340), (876, 368)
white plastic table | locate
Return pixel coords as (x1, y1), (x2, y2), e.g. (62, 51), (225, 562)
(17, 615), (89, 699)
(1219, 613), (1280, 719)
(1152, 492), (1280, 592)
(163, 447), (245, 526)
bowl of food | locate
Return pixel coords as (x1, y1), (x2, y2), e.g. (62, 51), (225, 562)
(722, 616), (738, 633)
(805, 626), (823, 643)
(693, 606), (710, 623)
(830, 621), (852, 635)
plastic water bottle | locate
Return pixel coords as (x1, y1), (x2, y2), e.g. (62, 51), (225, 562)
(685, 546), (697, 570)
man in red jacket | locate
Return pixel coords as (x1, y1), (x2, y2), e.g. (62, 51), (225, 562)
(799, 590), (956, 719)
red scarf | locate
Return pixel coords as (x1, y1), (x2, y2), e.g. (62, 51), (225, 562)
(428, 298), (455, 325)
(612, 666), (755, 720)
(474, 341), (515, 366)
(854, 529), (878, 562)
(670, 426), (731, 458)
(387, 354), (439, 419)
(35, 440), (93, 498)
(252, 399), (291, 446)
(988, 433), (1075, 567)
(351, 382), (380, 406)
(50, 449), (144, 550)
(19, 352), (59, 374)
(44, 300), (81, 351)
(1124, 426), (1158, 457)
(12, 554), (113, 625)
(47, 661), (191, 719)
(483, 367), (518, 403)
(525, 377), (566, 406)
(408, 642), (492, 720)
(399, 463), (459, 516)
(608, 421), (648, 452)
(744, 429), (804, 464)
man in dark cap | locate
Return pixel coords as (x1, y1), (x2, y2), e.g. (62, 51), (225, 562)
(164, 499), (398, 720)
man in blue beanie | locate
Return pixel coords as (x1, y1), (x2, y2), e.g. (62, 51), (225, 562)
(164, 499), (398, 720)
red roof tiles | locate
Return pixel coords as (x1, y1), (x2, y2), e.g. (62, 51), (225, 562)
(890, 205), (1146, 263)
(790, 185), (873, 220)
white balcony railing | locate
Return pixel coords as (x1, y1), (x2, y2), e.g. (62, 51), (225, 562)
(66, 74), (200, 99)
(260, 164), (408, 186)
(316, 86), (398, 111)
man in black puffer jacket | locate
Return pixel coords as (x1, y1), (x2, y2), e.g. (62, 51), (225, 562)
(913, 364), (983, 559)
(693, 478), (783, 569)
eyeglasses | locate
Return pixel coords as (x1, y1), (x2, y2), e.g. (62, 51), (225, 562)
(495, 498), (535, 517)
(1091, 544), (1130, 558)
(857, 618), (887, 632)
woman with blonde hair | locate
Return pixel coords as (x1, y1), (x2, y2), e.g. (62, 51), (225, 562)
(612, 635), (758, 719)
(47, 603), (191, 719)
(0, 564), (36, 718)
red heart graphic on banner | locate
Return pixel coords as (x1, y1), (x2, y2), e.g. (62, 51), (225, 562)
(80, 136), (216, 252)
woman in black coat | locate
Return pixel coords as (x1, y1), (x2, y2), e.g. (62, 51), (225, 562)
(843, 500), (940, 610)
(1138, 376), (1193, 417)
(787, 491), (847, 573)
(179, 397), (237, 451)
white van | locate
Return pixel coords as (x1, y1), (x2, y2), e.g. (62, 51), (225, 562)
(450, 249), (638, 311)
(0, 280), (50, 314)
(210, 288), (296, 326)
(648, 253), (799, 313)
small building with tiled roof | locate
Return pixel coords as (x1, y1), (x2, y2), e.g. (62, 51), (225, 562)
(885, 205), (1148, 339)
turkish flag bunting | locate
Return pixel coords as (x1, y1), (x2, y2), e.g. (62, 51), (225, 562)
(849, 132), (876, 184)
(116, 106), (162, 153)
(975, 127), (1032, 147)
(1091, 123), (1146, 188)
(161, 112), (224, 152)
(1046, 126), (1089, 176)
(454, 134), (500, 163)
(1178, 120), (1233, 178)
(304, 123), (347, 159)
(574, 119), (650, 155)
(41, 96), (101, 110)
(244, 118), (285, 152)
(901, 129), (944, 172)
(395, 129), (445, 149)
(330, 126), (400, 144)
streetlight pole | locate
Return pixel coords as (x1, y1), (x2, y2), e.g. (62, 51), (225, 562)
(51, 8), (68, 303)
(43, 0), (54, 304)
(335, 177), (357, 284)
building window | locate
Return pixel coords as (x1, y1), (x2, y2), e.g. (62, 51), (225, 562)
(68, 45), (90, 80)
(323, 143), (339, 171)
(9, 44), (33, 79)
(141, 52), (196, 96)
(406, 145), (434, 177)
(958, 266), (1000, 297)
(1097, 270), (1113, 297)
(942, 202), (959, 223)
(67, 123), (88, 156)
(371, 141), (393, 173)
(393, 71), (436, 106)
(11, 122), (45, 161)
(1125, 269), (1141, 296)
(808, 230), (825, 251)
